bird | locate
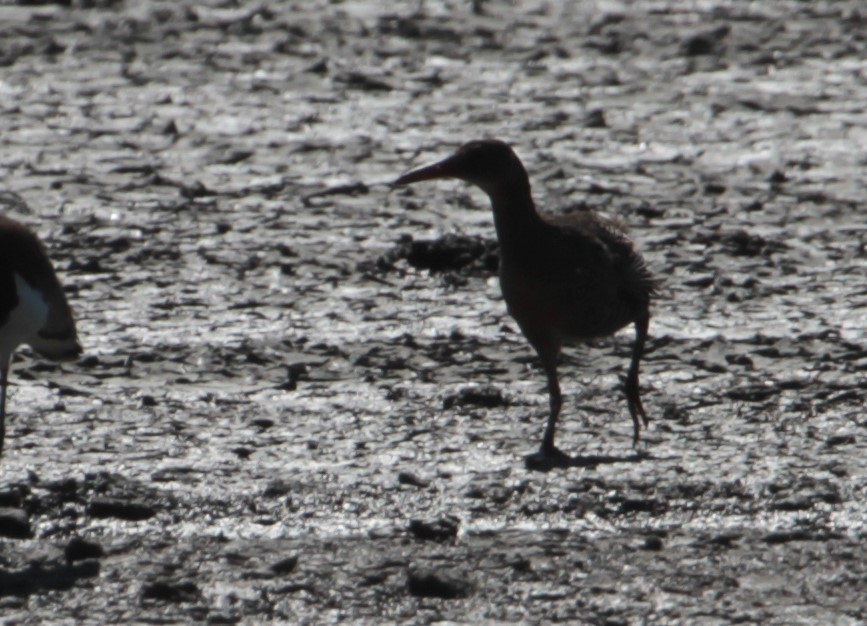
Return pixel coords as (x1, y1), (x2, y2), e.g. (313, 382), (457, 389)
(0, 214), (82, 458)
(393, 139), (657, 467)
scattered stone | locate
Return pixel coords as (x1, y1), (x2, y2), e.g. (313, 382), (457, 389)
(406, 568), (471, 599)
(270, 556), (299, 575)
(707, 533), (741, 548)
(825, 434), (856, 448)
(642, 535), (664, 551)
(232, 447), (253, 460)
(86, 498), (156, 521)
(584, 108), (607, 128)
(139, 394), (157, 407)
(768, 169), (787, 184)
(397, 472), (429, 488)
(44, 477), (78, 497)
(507, 555), (532, 573)
(141, 580), (201, 603)
(0, 509), (32, 539)
(262, 480), (293, 498)
(0, 489), (22, 508)
(443, 386), (507, 410)
(335, 71), (393, 92)
(408, 517), (459, 542)
(681, 25), (729, 56)
(64, 537), (105, 564)
(161, 119), (179, 136)
(763, 530), (812, 545)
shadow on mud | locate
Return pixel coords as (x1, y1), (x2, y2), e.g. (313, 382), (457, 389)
(524, 449), (652, 472)
(0, 561), (100, 597)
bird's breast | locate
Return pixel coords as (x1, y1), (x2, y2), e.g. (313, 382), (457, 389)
(499, 267), (567, 334)
(0, 274), (50, 362)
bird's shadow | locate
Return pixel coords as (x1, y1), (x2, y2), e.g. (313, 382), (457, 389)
(524, 448), (652, 473)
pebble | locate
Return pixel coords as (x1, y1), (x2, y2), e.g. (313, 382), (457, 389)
(87, 498), (156, 521)
(65, 537), (105, 563)
(0, 508), (32, 539)
(406, 568), (471, 599)
(141, 580), (201, 603)
(408, 517), (459, 542)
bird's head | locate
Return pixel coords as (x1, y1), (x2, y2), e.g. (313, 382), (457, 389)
(393, 139), (528, 197)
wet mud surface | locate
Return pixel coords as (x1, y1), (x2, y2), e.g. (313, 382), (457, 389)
(0, 1), (866, 623)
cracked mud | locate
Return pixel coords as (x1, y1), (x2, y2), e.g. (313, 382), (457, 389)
(0, 1), (865, 624)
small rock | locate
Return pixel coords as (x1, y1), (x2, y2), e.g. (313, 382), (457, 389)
(642, 536), (663, 551)
(232, 447), (253, 460)
(44, 477), (78, 496)
(262, 480), (293, 498)
(763, 530), (812, 545)
(139, 395), (157, 407)
(141, 580), (200, 603)
(767, 169), (787, 184)
(270, 556), (299, 575)
(707, 533), (740, 548)
(681, 25), (729, 56)
(408, 517), (459, 542)
(825, 434), (856, 448)
(0, 508), (32, 539)
(443, 386), (507, 410)
(87, 498), (156, 521)
(0, 489), (22, 508)
(407, 568), (471, 599)
(584, 108), (607, 128)
(65, 537), (105, 563)
(397, 472), (429, 488)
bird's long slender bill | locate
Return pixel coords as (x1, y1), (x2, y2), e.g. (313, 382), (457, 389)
(392, 156), (460, 186)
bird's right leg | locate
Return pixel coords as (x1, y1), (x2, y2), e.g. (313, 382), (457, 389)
(625, 314), (650, 446)
(540, 359), (562, 456)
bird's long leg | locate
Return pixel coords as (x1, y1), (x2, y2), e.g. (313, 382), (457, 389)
(540, 358), (562, 456)
(0, 364), (7, 458)
(625, 314), (650, 446)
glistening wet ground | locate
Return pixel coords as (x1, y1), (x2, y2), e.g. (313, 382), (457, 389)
(0, 1), (865, 623)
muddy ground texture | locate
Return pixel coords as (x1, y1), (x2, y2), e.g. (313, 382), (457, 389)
(0, 0), (866, 623)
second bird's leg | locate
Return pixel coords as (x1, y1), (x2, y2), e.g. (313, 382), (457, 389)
(0, 365), (7, 457)
(624, 315), (650, 446)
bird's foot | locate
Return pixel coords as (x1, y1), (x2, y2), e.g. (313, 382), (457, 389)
(524, 445), (595, 472)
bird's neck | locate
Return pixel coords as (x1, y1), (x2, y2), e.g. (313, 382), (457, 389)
(487, 182), (545, 253)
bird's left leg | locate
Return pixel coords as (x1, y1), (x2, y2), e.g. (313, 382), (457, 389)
(625, 314), (650, 446)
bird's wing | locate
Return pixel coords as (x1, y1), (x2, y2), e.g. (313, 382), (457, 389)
(0, 224), (22, 330)
(0, 218), (80, 357)
(0, 260), (16, 330)
(546, 213), (655, 336)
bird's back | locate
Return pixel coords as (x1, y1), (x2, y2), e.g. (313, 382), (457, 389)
(499, 209), (655, 343)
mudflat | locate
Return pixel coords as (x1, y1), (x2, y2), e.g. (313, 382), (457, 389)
(0, 1), (864, 624)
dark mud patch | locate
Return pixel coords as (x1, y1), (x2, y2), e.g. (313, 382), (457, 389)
(366, 233), (499, 279)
